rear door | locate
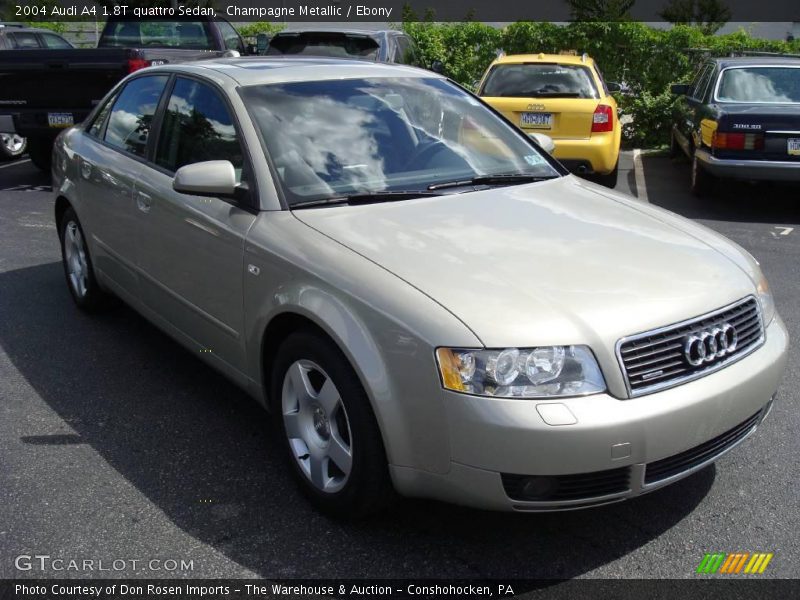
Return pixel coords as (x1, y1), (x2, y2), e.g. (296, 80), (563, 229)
(133, 75), (257, 373)
(77, 74), (169, 299)
(480, 62), (601, 140)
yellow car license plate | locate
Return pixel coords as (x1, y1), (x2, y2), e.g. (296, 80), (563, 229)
(788, 138), (800, 156)
(520, 112), (552, 130)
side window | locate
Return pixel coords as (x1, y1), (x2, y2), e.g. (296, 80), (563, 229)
(216, 20), (243, 53)
(593, 64), (610, 95)
(104, 75), (169, 157)
(689, 65), (711, 99)
(154, 77), (244, 180)
(9, 32), (40, 49)
(41, 33), (71, 48)
(394, 37), (412, 64)
(87, 92), (119, 138)
(698, 69), (718, 102)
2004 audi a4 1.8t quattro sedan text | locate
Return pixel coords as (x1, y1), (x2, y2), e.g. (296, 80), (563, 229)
(52, 58), (788, 516)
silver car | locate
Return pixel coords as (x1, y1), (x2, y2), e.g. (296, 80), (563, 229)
(52, 59), (789, 516)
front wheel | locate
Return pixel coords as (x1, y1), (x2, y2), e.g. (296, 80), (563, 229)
(271, 330), (394, 518)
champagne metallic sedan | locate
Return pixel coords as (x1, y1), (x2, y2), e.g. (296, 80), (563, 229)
(52, 58), (788, 517)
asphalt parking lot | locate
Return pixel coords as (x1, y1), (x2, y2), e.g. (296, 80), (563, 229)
(0, 150), (798, 581)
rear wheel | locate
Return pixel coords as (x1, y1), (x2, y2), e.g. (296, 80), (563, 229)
(271, 330), (394, 518)
(27, 137), (53, 172)
(691, 153), (716, 197)
(58, 207), (111, 312)
(0, 133), (27, 160)
(593, 160), (619, 188)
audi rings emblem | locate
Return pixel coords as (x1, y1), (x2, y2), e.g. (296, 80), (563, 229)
(683, 323), (738, 367)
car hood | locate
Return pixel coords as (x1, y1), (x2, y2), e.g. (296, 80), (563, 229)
(292, 175), (759, 349)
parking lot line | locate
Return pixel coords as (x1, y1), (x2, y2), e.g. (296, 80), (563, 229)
(632, 149), (649, 203)
(0, 159), (31, 170)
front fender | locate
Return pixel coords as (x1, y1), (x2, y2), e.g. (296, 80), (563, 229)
(242, 212), (482, 474)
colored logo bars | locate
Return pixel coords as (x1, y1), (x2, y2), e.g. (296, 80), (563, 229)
(696, 552), (774, 574)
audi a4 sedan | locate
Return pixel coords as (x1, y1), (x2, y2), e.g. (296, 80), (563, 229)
(52, 58), (788, 516)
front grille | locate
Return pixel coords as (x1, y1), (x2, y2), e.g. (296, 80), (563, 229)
(644, 411), (760, 484)
(618, 297), (763, 397)
(502, 466), (630, 502)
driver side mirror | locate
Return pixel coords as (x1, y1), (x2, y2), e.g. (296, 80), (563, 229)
(670, 83), (689, 96)
(430, 60), (444, 74)
(173, 160), (238, 198)
(606, 81), (622, 93)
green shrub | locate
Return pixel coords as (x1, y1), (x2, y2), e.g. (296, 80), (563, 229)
(403, 19), (800, 147)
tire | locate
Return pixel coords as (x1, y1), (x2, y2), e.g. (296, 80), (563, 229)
(0, 133), (27, 160)
(27, 137), (53, 172)
(593, 160), (619, 188)
(271, 329), (394, 518)
(690, 153), (716, 197)
(58, 207), (111, 312)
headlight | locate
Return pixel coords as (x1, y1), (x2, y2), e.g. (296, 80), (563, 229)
(757, 271), (775, 326)
(436, 346), (606, 398)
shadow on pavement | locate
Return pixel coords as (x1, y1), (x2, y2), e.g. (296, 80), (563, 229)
(0, 261), (715, 580)
(639, 155), (800, 225)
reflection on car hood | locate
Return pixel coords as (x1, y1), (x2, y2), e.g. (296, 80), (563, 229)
(293, 175), (757, 348)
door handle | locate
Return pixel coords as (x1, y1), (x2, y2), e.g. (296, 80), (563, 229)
(136, 191), (152, 214)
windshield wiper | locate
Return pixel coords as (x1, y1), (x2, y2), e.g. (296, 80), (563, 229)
(427, 174), (558, 191)
(291, 190), (442, 209)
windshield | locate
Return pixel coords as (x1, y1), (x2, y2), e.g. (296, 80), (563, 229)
(716, 67), (800, 103)
(240, 77), (560, 206)
(481, 63), (599, 98)
(267, 33), (380, 59)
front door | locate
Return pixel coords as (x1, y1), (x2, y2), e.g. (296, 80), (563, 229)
(134, 76), (257, 373)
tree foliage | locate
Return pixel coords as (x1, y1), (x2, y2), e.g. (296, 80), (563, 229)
(402, 19), (800, 147)
(566, 0), (636, 21)
(660, 0), (732, 35)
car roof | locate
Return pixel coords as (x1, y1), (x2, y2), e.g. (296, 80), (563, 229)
(148, 57), (439, 86)
(712, 56), (800, 68)
(494, 53), (596, 66)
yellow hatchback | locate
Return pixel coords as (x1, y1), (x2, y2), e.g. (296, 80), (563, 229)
(478, 53), (622, 187)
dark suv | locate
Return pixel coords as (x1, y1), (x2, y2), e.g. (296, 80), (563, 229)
(670, 55), (800, 196)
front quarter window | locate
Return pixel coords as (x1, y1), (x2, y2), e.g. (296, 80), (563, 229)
(240, 77), (560, 206)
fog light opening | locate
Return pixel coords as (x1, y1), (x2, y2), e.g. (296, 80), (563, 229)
(520, 476), (559, 500)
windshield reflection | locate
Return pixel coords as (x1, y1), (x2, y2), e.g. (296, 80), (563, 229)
(240, 77), (560, 205)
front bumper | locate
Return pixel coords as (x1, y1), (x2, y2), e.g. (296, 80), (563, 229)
(391, 316), (788, 511)
(696, 148), (800, 181)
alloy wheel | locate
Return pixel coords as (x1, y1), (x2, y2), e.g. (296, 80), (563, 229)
(282, 359), (353, 493)
(64, 221), (89, 298)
